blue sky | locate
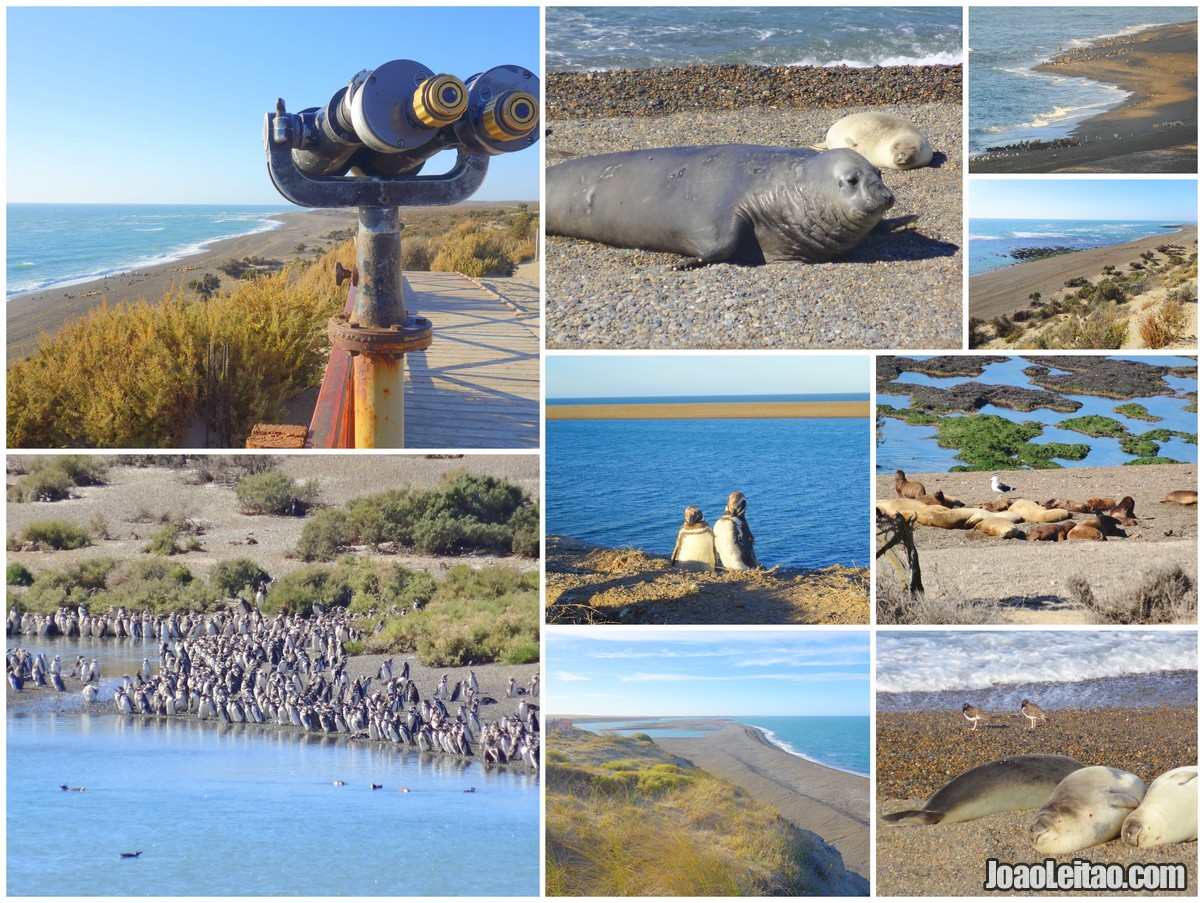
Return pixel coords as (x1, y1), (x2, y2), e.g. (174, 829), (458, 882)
(546, 629), (871, 717)
(968, 179), (1198, 221)
(6, 6), (540, 204)
(546, 354), (871, 399)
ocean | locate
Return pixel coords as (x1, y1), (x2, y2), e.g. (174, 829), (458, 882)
(877, 631), (1197, 712)
(547, 6), (962, 71)
(877, 355), (1198, 473)
(5, 638), (538, 896)
(574, 716), (871, 777)
(7, 204), (293, 297)
(546, 409), (871, 569)
(968, 219), (1186, 277)
(968, 6), (1199, 156)
(549, 393), (865, 406)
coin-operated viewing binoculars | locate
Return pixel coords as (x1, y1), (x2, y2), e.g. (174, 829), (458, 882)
(264, 60), (540, 448)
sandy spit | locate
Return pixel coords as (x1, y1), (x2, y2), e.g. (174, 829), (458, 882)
(654, 721), (870, 882)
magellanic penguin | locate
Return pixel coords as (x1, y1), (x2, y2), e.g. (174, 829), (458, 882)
(671, 506), (716, 572)
(713, 491), (758, 570)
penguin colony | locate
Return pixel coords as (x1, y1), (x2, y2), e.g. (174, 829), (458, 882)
(6, 604), (539, 770)
(671, 491), (759, 573)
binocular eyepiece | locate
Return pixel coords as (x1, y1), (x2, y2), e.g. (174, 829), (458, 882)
(272, 59), (540, 180)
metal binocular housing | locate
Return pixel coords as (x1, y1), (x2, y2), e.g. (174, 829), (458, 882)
(265, 59), (540, 208)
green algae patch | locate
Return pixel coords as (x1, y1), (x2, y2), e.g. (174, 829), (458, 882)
(1124, 456), (1184, 466)
(1113, 403), (1161, 422)
(936, 414), (1089, 471)
(1060, 415), (1127, 438)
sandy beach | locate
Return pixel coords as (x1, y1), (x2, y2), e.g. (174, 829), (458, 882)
(877, 707), (1198, 896)
(6, 208), (356, 364)
(656, 722), (870, 882)
(547, 401), (869, 421)
(971, 22), (1198, 173)
(545, 64), (963, 350)
(968, 224), (1198, 348)
(875, 464), (1198, 624)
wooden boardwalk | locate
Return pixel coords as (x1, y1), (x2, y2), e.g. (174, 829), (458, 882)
(398, 271), (539, 449)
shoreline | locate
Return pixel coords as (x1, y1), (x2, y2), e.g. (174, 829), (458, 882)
(969, 223), (1198, 323)
(971, 21), (1198, 173)
(546, 401), (870, 420)
(655, 721), (871, 881)
(877, 705), (1198, 896)
(6, 208), (357, 364)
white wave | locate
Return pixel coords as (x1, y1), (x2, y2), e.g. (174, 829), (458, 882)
(877, 631), (1197, 695)
(1008, 231), (1069, 239)
(750, 724), (870, 778)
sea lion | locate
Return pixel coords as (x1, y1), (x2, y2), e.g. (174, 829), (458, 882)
(973, 516), (1022, 539)
(882, 755), (1088, 826)
(1030, 766), (1146, 855)
(1045, 498), (1090, 514)
(1162, 490), (1198, 505)
(894, 470), (926, 499)
(546, 144), (895, 269)
(980, 499), (1013, 512)
(820, 111), (934, 169)
(876, 499), (922, 519)
(1067, 523), (1106, 541)
(713, 491), (758, 570)
(1009, 499), (1072, 523)
(1120, 766), (1197, 848)
(671, 506), (716, 572)
(917, 490), (958, 507)
(1106, 496), (1136, 522)
(1027, 520), (1075, 541)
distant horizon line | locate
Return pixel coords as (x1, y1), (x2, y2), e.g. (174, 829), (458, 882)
(554, 713), (870, 720)
(968, 217), (1195, 223)
(7, 199), (541, 206)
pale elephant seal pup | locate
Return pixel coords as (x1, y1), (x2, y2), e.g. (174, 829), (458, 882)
(822, 111), (934, 170)
(671, 506), (716, 572)
(882, 755), (1088, 826)
(1121, 766), (1197, 848)
(1030, 766), (1146, 855)
(546, 145), (895, 269)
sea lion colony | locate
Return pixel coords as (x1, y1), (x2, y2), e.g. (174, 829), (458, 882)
(5, 605), (539, 770)
(877, 484), (1197, 541)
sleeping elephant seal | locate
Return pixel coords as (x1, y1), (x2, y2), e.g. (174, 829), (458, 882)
(1030, 766), (1145, 854)
(1121, 766), (1197, 848)
(882, 755), (1087, 826)
(546, 145), (895, 269)
(821, 111), (934, 170)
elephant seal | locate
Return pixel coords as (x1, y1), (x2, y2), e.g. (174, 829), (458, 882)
(671, 506), (716, 572)
(882, 755), (1088, 826)
(546, 145), (895, 269)
(1121, 766), (1197, 848)
(1030, 766), (1146, 855)
(821, 111), (934, 170)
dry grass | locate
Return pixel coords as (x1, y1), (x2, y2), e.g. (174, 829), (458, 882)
(1070, 565), (1197, 624)
(1139, 298), (1190, 348)
(546, 730), (817, 896)
(875, 574), (1005, 625)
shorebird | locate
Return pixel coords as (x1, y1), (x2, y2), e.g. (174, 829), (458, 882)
(1021, 699), (1047, 729)
(991, 475), (1015, 495)
(962, 703), (986, 731)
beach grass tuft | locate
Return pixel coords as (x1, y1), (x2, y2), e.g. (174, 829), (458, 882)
(546, 729), (819, 896)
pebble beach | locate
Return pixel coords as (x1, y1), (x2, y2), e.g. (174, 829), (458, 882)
(545, 64), (963, 350)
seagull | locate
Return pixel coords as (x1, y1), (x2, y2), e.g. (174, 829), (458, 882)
(1021, 699), (1047, 729)
(991, 475), (1015, 495)
(962, 703), (985, 731)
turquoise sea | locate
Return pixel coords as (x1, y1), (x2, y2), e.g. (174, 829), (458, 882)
(969, 7), (1198, 155)
(7, 204), (293, 297)
(575, 716), (870, 777)
(968, 219), (1187, 276)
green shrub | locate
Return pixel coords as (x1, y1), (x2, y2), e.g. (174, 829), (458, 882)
(7, 563), (34, 586)
(234, 470), (319, 516)
(510, 503), (540, 557)
(430, 223), (516, 277)
(142, 523), (200, 555)
(210, 559), (270, 598)
(8, 455), (109, 502)
(8, 520), (91, 551)
(295, 508), (355, 561)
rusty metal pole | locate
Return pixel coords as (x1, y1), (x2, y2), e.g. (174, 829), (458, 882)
(328, 207), (432, 448)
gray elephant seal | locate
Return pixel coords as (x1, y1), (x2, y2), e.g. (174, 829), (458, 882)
(822, 112), (934, 170)
(1030, 766), (1145, 855)
(546, 145), (895, 269)
(882, 755), (1087, 826)
(1121, 766), (1197, 848)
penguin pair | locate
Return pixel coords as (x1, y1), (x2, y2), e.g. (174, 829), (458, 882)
(670, 492), (759, 572)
